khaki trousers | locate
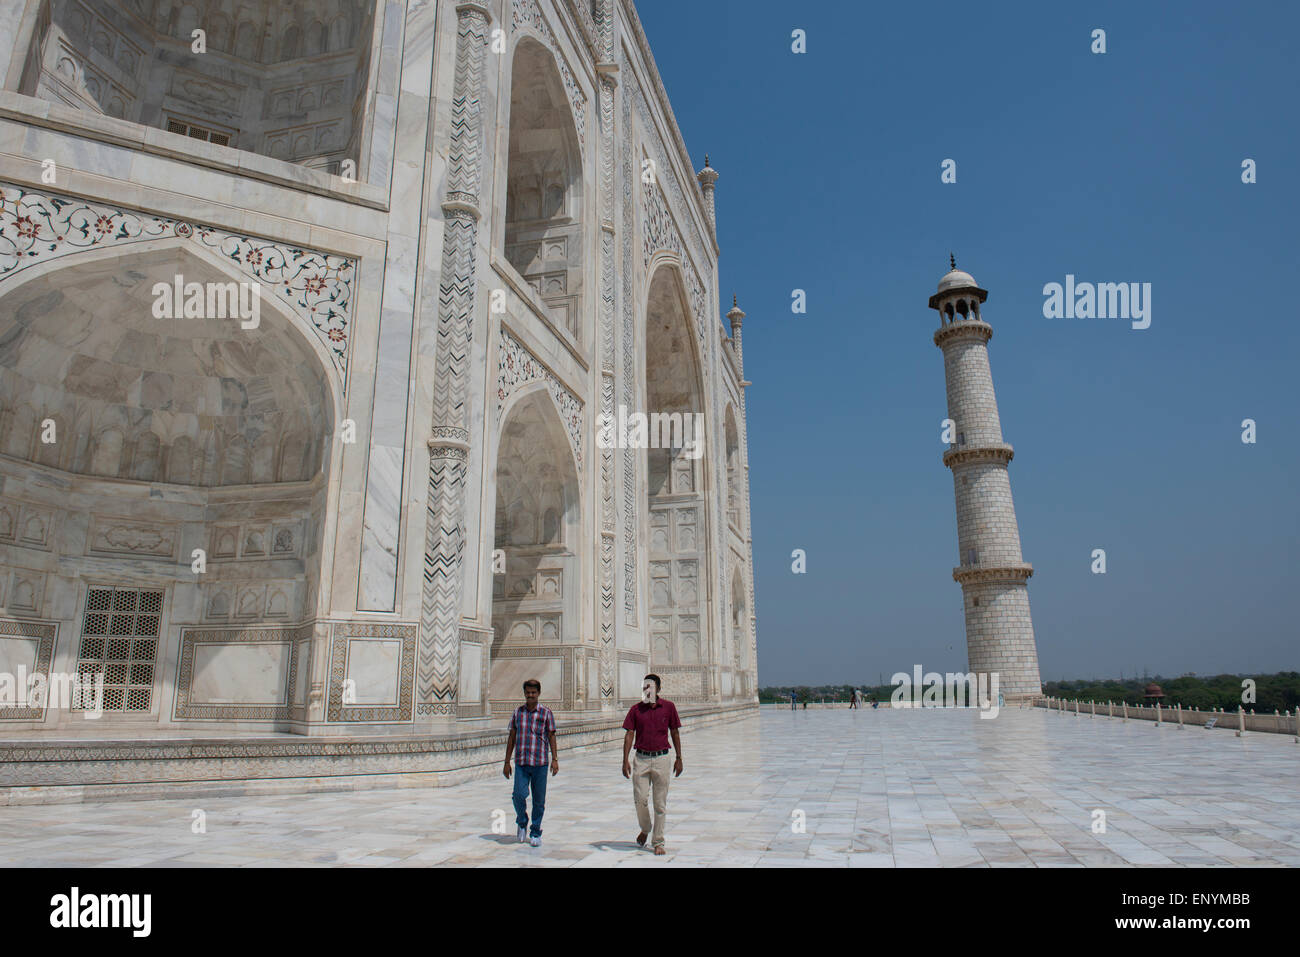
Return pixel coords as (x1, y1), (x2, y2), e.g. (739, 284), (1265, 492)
(632, 751), (673, 848)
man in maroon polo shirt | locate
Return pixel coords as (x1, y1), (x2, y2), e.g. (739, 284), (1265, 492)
(621, 673), (682, 855)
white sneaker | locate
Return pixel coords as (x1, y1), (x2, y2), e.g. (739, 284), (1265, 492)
(530, 835), (541, 847)
(517, 826), (527, 843)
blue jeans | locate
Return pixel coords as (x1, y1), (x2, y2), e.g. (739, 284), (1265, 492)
(513, 764), (548, 837)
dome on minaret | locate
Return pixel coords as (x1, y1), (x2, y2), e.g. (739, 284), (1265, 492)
(937, 253), (979, 292)
(929, 255), (988, 310)
(937, 268), (978, 293)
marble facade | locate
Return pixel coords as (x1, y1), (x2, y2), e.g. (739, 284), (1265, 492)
(0, 0), (758, 755)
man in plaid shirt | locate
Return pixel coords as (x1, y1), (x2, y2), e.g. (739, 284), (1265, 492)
(502, 679), (558, 846)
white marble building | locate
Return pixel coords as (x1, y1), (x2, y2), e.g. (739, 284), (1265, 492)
(0, 0), (757, 757)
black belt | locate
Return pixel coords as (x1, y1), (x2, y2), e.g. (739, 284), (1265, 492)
(636, 748), (669, 757)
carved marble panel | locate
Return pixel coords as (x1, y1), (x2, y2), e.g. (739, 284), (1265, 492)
(87, 517), (178, 560)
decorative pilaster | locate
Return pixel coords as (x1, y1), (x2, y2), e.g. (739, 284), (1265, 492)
(728, 295), (758, 695)
(596, 0), (619, 708)
(696, 155), (718, 236)
(417, 1), (492, 719)
(620, 63), (638, 628)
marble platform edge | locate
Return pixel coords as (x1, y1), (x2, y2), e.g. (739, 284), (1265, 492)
(0, 703), (756, 803)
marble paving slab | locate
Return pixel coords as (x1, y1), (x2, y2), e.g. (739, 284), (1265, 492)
(1, 708), (1296, 867)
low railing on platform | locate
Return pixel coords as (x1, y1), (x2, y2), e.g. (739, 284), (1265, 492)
(1034, 696), (1300, 739)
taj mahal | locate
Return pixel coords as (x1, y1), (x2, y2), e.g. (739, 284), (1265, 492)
(0, 0), (758, 791)
(0, 0), (1289, 882)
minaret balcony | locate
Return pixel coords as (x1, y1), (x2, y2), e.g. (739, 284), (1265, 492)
(952, 563), (1034, 585)
(943, 443), (1014, 468)
(934, 318), (993, 347)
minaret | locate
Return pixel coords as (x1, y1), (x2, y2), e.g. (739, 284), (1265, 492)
(929, 257), (1042, 701)
(696, 155), (718, 235)
(727, 293), (746, 375)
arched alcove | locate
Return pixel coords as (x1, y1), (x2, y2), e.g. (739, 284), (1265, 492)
(489, 388), (581, 708)
(503, 37), (584, 343)
(724, 405), (741, 529)
(0, 244), (335, 717)
(644, 263), (712, 689)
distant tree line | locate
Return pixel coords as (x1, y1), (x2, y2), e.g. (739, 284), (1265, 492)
(759, 673), (1300, 712)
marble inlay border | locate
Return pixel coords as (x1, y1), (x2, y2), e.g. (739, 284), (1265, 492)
(326, 622), (416, 723)
(0, 183), (356, 387)
(0, 619), (58, 722)
(495, 326), (585, 472)
(174, 623), (312, 721)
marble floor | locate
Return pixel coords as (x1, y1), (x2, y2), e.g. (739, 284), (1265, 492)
(2, 707), (1297, 867)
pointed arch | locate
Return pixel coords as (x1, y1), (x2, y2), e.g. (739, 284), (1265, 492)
(488, 383), (583, 708)
(167, 435), (195, 484)
(131, 431), (161, 481)
(724, 404), (741, 528)
(643, 261), (714, 688)
(501, 36), (585, 343)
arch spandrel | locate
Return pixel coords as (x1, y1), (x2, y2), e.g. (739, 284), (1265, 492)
(494, 326), (584, 474)
(0, 183), (357, 392)
(641, 182), (707, 356)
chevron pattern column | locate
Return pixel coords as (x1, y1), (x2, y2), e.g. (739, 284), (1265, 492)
(417, 1), (492, 718)
(596, 0), (619, 708)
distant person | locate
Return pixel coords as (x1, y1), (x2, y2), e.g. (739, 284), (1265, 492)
(502, 679), (558, 847)
(871, 696), (879, 710)
(849, 689), (858, 709)
(790, 691), (797, 711)
(621, 674), (682, 855)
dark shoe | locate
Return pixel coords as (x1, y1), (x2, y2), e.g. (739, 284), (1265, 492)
(636, 831), (647, 847)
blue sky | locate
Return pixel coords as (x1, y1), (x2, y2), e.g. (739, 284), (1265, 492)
(637, 0), (1300, 685)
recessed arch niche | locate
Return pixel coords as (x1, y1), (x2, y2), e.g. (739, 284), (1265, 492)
(502, 36), (585, 343)
(0, 244), (335, 717)
(489, 387), (581, 706)
(644, 263), (712, 685)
